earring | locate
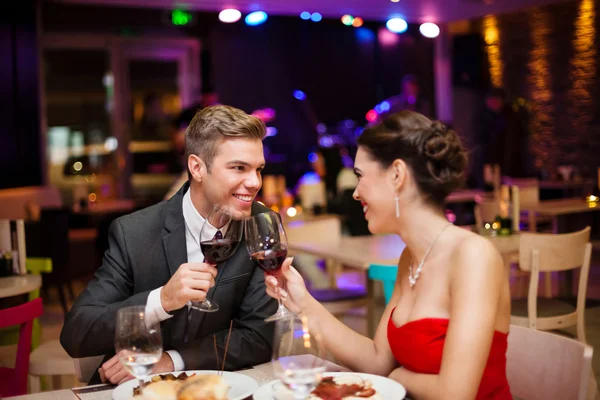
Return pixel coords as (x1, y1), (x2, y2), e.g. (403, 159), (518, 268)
(395, 196), (400, 218)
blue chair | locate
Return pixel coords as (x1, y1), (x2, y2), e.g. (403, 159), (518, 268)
(368, 264), (398, 305)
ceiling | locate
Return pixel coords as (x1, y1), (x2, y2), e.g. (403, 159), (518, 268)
(51, 0), (572, 23)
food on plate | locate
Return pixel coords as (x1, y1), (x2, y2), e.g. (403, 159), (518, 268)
(133, 372), (195, 396)
(308, 375), (383, 400)
(177, 375), (230, 400)
(131, 373), (229, 400)
(135, 380), (178, 400)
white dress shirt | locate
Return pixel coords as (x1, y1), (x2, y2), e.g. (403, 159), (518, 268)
(145, 187), (221, 371)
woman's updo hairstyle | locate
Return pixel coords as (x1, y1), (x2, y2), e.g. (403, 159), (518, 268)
(357, 110), (468, 208)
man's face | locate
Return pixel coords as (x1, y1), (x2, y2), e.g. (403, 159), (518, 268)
(403, 82), (419, 97)
(196, 138), (265, 218)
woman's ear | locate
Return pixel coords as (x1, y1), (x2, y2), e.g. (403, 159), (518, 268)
(188, 154), (206, 183)
(390, 159), (407, 191)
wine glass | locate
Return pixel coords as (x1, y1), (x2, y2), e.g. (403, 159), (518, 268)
(245, 210), (293, 322)
(115, 306), (162, 394)
(190, 205), (243, 312)
(272, 315), (326, 399)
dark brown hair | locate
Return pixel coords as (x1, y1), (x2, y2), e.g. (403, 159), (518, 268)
(357, 110), (467, 208)
(185, 105), (266, 175)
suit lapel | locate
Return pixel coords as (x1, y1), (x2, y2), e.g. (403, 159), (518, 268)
(162, 182), (189, 277)
(163, 229), (187, 277)
(161, 182), (190, 345)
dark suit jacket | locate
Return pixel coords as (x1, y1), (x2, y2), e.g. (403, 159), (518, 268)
(60, 182), (277, 383)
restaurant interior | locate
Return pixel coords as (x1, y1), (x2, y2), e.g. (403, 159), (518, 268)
(2, 0), (600, 398)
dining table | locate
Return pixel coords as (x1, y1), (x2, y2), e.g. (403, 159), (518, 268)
(524, 198), (600, 232)
(6, 357), (358, 400)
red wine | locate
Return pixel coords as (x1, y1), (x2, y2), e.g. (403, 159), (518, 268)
(200, 239), (240, 264)
(250, 249), (288, 275)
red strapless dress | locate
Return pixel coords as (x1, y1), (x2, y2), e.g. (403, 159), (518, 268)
(388, 311), (512, 399)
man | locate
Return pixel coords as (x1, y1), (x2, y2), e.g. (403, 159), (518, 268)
(61, 105), (277, 384)
(472, 88), (532, 187)
(384, 74), (432, 119)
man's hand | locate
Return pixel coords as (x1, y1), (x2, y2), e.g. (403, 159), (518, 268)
(160, 262), (218, 313)
(99, 351), (175, 385)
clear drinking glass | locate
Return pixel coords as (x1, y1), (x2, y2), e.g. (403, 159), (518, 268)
(115, 306), (162, 393)
(245, 211), (293, 322)
(272, 315), (326, 399)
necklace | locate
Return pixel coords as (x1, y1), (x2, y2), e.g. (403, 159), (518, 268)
(408, 223), (452, 288)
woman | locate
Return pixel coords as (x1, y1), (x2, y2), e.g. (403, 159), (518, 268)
(268, 111), (512, 399)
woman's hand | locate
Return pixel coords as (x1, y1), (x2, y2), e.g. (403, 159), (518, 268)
(265, 257), (309, 313)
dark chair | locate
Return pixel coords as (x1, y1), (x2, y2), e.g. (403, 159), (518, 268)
(26, 208), (71, 314)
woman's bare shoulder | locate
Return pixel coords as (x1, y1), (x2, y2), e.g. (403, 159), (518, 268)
(451, 228), (504, 278)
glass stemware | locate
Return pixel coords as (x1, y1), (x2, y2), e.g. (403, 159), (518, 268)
(272, 315), (325, 399)
(245, 211), (293, 322)
(115, 306), (162, 394)
(189, 205), (243, 312)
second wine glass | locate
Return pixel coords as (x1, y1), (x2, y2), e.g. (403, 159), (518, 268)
(190, 205), (243, 312)
(272, 315), (326, 399)
(115, 306), (162, 395)
(245, 210), (293, 322)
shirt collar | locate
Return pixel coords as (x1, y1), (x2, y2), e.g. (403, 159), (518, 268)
(182, 187), (228, 246)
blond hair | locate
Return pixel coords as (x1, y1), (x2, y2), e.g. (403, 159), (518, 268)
(185, 105), (266, 174)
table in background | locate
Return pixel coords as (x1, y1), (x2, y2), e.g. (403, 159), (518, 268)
(0, 275), (42, 300)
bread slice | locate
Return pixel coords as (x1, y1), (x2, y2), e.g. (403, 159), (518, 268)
(138, 380), (179, 400)
(177, 375), (230, 400)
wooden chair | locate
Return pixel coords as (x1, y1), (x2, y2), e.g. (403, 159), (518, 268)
(474, 184), (520, 232)
(473, 192), (529, 295)
(510, 227), (592, 343)
(28, 340), (76, 392)
(507, 325), (593, 400)
(503, 178), (553, 232)
(0, 298), (44, 397)
(483, 163), (501, 194)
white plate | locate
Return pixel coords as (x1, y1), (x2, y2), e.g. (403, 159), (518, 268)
(253, 372), (406, 400)
(111, 370), (258, 400)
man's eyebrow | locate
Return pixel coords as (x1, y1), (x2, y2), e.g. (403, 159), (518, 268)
(226, 160), (251, 166)
(226, 160), (266, 168)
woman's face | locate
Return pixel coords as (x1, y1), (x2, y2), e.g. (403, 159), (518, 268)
(352, 147), (398, 234)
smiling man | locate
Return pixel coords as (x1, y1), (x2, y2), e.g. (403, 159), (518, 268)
(60, 105), (277, 384)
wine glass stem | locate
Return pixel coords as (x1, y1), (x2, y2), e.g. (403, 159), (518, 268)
(276, 274), (287, 310)
(139, 378), (145, 395)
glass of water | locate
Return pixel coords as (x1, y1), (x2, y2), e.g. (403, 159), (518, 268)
(115, 306), (163, 392)
(272, 315), (325, 399)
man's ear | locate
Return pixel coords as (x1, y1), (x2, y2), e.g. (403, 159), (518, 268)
(188, 154), (207, 183)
